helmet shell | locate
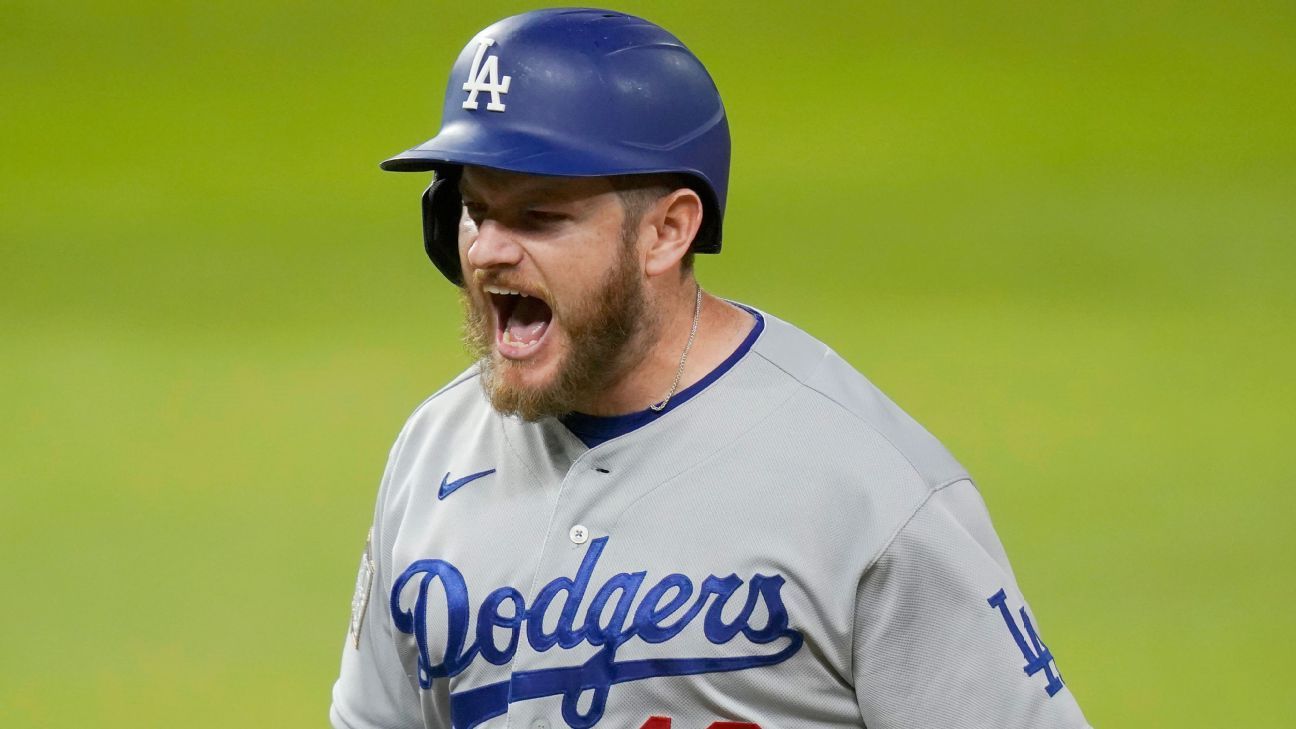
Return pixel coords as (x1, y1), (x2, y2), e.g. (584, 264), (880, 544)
(380, 8), (730, 284)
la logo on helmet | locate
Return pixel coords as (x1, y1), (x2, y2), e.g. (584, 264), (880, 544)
(462, 38), (511, 112)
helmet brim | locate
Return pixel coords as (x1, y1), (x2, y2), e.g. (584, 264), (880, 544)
(379, 120), (714, 181)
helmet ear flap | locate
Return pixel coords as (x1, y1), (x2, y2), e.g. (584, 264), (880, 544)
(692, 185), (723, 255)
(421, 168), (466, 286)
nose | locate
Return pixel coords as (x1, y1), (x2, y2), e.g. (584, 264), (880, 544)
(464, 218), (524, 271)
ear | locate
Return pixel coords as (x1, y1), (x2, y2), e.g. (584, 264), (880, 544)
(642, 188), (703, 278)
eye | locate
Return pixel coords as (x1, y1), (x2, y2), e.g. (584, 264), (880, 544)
(523, 209), (567, 226)
(462, 202), (486, 222)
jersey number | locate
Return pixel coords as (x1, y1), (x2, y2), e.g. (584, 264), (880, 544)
(639, 718), (759, 729)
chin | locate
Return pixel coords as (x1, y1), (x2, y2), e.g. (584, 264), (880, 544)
(480, 344), (581, 421)
(493, 353), (562, 395)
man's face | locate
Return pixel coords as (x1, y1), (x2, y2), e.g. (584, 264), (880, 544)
(457, 166), (655, 420)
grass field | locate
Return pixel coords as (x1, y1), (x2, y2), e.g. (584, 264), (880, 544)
(2, 2), (1293, 726)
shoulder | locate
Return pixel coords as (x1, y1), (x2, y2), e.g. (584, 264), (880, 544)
(376, 364), (495, 502)
(746, 308), (968, 490)
(725, 307), (972, 559)
(398, 363), (487, 436)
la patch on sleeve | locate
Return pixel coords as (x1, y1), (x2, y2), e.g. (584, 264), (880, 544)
(350, 528), (375, 648)
(988, 588), (1065, 696)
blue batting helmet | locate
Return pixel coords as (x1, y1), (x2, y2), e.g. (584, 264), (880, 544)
(379, 8), (730, 285)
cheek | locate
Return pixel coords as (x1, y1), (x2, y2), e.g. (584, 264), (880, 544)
(458, 210), (477, 237)
(458, 215), (477, 256)
(456, 215), (476, 277)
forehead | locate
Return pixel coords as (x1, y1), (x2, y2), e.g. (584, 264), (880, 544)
(458, 166), (616, 204)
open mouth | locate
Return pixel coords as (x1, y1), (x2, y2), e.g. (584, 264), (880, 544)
(484, 284), (553, 359)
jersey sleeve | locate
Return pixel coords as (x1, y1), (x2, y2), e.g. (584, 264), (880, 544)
(330, 441), (426, 729)
(852, 479), (1090, 728)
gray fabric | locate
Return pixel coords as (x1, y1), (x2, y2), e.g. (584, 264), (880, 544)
(331, 308), (1089, 728)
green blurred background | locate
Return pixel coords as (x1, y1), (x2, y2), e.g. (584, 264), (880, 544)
(3, 1), (1293, 726)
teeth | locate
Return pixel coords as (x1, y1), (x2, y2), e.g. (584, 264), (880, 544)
(484, 285), (525, 297)
(501, 330), (541, 348)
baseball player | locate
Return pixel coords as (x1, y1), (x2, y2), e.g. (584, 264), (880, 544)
(333, 8), (1089, 729)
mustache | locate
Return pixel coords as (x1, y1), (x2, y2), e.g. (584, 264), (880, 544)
(470, 269), (554, 305)
(472, 269), (525, 290)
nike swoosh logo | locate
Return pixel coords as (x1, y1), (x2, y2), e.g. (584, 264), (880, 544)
(438, 468), (497, 500)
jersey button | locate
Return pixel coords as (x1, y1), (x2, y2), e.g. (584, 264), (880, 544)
(531, 720), (550, 729)
(569, 525), (589, 544)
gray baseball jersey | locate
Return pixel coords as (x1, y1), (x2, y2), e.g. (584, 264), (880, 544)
(331, 307), (1089, 729)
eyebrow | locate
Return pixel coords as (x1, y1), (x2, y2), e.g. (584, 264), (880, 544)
(458, 178), (578, 207)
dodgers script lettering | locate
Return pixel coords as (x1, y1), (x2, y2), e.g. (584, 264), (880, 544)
(391, 537), (804, 729)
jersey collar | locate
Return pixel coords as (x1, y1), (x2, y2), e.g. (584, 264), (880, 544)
(559, 305), (765, 448)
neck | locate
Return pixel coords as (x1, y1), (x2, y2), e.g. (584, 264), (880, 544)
(572, 279), (755, 417)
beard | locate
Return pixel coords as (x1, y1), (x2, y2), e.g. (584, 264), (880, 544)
(460, 240), (654, 421)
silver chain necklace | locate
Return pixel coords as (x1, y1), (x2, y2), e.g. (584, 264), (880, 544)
(650, 284), (703, 412)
